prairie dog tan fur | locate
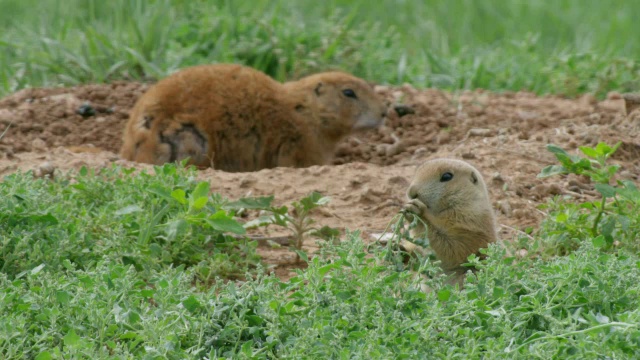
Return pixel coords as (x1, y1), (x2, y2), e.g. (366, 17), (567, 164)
(120, 64), (386, 172)
(403, 158), (497, 286)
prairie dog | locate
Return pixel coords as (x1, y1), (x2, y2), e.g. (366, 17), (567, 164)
(120, 64), (387, 172)
(403, 158), (497, 286)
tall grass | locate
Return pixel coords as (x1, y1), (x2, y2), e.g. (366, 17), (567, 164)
(1, 0), (639, 96)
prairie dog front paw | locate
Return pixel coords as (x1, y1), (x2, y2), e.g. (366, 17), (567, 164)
(403, 198), (427, 217)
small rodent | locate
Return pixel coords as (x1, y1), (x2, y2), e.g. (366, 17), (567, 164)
(403, 158), (498, 287)
(120, 64), (387, 172)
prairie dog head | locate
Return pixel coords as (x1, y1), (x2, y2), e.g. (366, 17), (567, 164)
(285, 72), (386, 138)
(407, 158), (491, 218)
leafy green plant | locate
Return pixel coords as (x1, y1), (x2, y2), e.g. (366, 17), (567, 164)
(226, 191), (340, 263)
(537, 141), (640, 254)
(0, 163), (261, 281)
(373, 210), (433, 273)
(2, 215), (640, 358)
(267, 192), (331, 262)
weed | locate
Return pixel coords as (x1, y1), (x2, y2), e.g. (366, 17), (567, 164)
(537, 142), (640, 255)
(2, 176), (640, 357)
(0, 163), (261, 281)
(233, 191), (334, 263)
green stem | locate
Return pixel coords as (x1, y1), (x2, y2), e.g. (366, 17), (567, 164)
(514, 322), (637, 352)
(591, 194), (607, 237)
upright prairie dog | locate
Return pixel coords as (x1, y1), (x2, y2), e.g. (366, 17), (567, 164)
(403, 158), (498, 287)
(120, 64), (387, 172)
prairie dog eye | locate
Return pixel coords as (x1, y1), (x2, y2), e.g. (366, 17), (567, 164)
(440, 172), (453, 182)
(342, 89), (357, 98)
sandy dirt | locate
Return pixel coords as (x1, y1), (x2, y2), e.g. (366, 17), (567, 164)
(1, 82), (639, 278)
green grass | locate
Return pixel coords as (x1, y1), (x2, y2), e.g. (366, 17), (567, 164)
(1, 0), (639, 97)
(2, 151), (640, 358)
(2, 1), (640, 357)
(2, 229), (640, 358)
(0, 164), (261, 282)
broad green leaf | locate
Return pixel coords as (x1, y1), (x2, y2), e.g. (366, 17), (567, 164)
(594, 183), (616, 197)
(64, 329), (80, 347)
(35, 352), (53, 360)
(246, 315), (264, 326)
(318, 264), (336, 276)
(205, 211), (246, 234)
(56, 290), (71, 305)
(600, 217), (616, 243)
(592, 235), (605, 248)
(62, 259), (74, 270)
(578, 146), (598, 158)
(295, 250), (308, 262)
(555, 212), (568, 223)
(182, 295), (201, 313)
(191, 181), (210, 200)
(336, 290), (355, 300)
(190, 196), (208, 210)
(537, 165), (566, 178)
(606, 165), (620, 177)
(546, 144), (569, 156)
(437, 289), (451, 302)
(119, 332), (139, 340)
(383, 272), (400, 284)
(312, 225), (341, 241)
(271, 205), (289, 215)
(147, 184), (173, 201)
(171, 189), (187, 205)
(492, 287), (505, 298)
(149, 243), (163, 256)
(29, 214), (59, 226)
(300, 191), (330, 210)
(575, 158), (593, 170)
(595, 142), (612, 155)
(128, 311), (141, 325)
(348, 331), (367, 339)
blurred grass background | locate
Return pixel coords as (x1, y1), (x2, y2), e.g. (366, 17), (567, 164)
(1, 0), (638, 97)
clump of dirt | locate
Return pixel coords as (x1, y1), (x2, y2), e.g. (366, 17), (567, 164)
(1, 81), (638, 279)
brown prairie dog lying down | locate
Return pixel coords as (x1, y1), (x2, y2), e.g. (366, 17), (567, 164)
(403, 158), (498, 287)
(120, 64), (387, 172)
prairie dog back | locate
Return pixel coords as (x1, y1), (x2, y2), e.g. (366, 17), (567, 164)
(120, 64), (386, 171)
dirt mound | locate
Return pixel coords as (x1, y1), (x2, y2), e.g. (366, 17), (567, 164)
(0, 82), (148, 153)
(1, 82), (638, 278)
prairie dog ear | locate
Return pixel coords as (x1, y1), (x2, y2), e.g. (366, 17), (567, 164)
(470, 171), (478, 184)
(314, 82), (324, 96)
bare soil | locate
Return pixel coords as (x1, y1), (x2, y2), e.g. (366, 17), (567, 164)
(1, 82), (639, 279)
